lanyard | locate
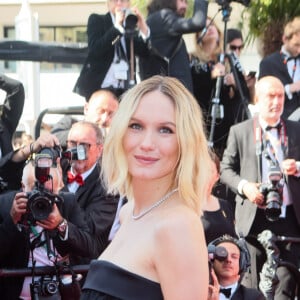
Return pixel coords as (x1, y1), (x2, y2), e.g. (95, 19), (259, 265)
(254, 117), (288, 162)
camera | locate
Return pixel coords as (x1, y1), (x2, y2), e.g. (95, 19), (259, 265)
(31, 275), (59, 298)
(208, 244), (228, 284)
(208, 244), (228, 262)
(216, 0), (250, 7)
(259, 165), (284, 222)
(22, 145), (86, 224)
(62, 145), (86, 161)
(26, 189), (61, 222)
(123, 9), (138, 31)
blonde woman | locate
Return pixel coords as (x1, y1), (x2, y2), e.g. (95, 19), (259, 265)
(81, 75), (211, 300)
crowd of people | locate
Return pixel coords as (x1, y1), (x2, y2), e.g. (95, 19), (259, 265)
(1, 0), (300, 299)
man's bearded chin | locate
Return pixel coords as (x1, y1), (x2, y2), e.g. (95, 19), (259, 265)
(177, 9), (186, 17)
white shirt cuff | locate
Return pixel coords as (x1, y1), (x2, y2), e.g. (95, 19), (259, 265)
(238, 179), (248, 195)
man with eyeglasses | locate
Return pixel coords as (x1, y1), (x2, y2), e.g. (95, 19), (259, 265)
(62, 121), (118, 264)
(73, 0), (150, 101)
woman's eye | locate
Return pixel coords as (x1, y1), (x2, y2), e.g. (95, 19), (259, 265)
(160, 127), (173, 134)
(129, 123), (142, 130)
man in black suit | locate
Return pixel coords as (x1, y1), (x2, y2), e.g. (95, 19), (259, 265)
(73, 0), (150, 100)
(208, 235), (264, 300)
(220, 76), (300, 299)
(138, 0), (208, 92)
(64, 121), (118, 263)
(0, 160), (98, 299)
(259, 16), (300, 119)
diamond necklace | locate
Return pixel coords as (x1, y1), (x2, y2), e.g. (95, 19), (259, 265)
(132, 188), (179, 221)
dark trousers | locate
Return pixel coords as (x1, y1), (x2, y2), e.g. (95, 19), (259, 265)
(242, 205), (300, 299)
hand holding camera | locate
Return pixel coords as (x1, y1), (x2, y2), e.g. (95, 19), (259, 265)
(10, 192), (28, 224)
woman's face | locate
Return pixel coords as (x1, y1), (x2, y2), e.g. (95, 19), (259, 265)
(202, 19), (219, 44)
(123, 90), (179, 183)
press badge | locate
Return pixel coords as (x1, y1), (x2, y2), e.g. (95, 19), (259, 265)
(113, 59), (129, 80)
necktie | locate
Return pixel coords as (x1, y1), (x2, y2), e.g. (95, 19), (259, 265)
(67, 171), (84, 186)
(220, 288), (231, 298)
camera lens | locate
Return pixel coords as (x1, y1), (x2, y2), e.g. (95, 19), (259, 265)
(45, 281), (59, 295)
(265, 191), (282, 222)
(29, 195), (53, 220)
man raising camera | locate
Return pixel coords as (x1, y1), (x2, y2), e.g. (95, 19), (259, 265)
(220, 76), (300, 299)
(208, 235), (264, 300)
(73, 0), (150, 100)
(0, 155), (99, 299)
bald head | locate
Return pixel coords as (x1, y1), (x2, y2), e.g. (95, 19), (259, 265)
(22, 161), (63, 194)
(255, 76), (285, 125)
(84, 90), (119, 128)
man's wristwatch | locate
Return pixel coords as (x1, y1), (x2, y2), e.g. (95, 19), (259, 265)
(57, 218), (68, 234)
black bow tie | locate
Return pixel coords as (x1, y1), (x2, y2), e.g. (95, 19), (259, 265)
(265, 123), (282, 131)
(220, 288), (231, 298)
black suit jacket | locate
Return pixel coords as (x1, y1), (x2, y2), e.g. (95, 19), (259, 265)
(0, 190), (98, 299)
(259, 51), (300, 118)
(73, 12), (149, 100)
(63, 165), (118, 263)
(139, 0), (207, 92)
(220, 118), (300, 236)
(231, 284), (265, 300)
(0, 75), (25, 191)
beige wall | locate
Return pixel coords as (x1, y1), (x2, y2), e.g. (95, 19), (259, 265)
(0, 1), (107, 28)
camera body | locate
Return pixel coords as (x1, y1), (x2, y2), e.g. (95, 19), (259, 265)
(123, 9), (138, 32)
(22, 145), (86, 224)
(31, 275), (60, 299)
(26, 188), (61, 222)
(259, 165), (284, 222)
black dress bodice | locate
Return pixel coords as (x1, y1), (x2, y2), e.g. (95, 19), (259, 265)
(81, 260), (163, 300)
(201, 198), (237, 244)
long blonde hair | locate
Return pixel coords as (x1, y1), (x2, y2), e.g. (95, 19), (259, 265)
(101, 75), (212, 214)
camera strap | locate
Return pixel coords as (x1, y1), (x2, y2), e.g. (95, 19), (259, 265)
(30, 226), (57, 261)
(254, 117), (288, 183)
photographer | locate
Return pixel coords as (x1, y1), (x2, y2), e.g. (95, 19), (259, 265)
(73, 0), (150, 100)
(220, 76), (300, 299)
(208, 235), (264, 300)
(62, 121), (118, 264)
(139, 0), (208, 93)
(0, 132), (60, 192)
(0, 157), (99, 299)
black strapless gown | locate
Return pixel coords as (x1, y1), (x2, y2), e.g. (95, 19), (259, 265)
(81, 260), (164, 300)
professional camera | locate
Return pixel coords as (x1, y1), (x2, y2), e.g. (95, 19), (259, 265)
(216, 0), (250, 7)
(31, 275), (59, 298)
(259, 165), (284, 222)
(123, 9), (138, 31)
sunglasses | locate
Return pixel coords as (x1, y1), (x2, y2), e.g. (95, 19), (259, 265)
(229, 44), (244, 51)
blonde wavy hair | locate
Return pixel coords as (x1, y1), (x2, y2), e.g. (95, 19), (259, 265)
(192, 18), (224, 63)
(101, 75), (212, 214)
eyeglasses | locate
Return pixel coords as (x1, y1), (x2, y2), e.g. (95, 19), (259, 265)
(229, 44), (244, 51)
(67, 140), (98, 149)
